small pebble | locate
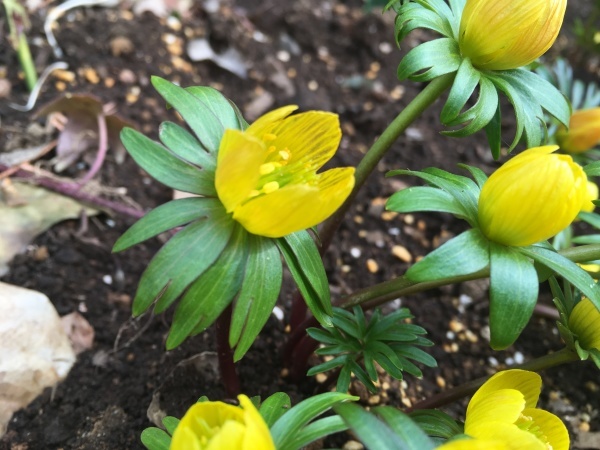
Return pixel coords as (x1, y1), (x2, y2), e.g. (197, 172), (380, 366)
(366, 259), (379, 273)
(102, 274), (113, 285)
(342, 440), (364, 450)
(579, 422), (590, 432)
(81, 67), (100, 84)
(119, 69), (137, 84)
(436, 376), (446, 389)
(391, 245), (412, 262)
(367, 395), (381, 405)
(315, 373), (327, 383)
(513, 351), (524, 364)
(307, 80), (319, 91)
(488, 356), (499, 367)
(0, 78), (11, 98)
(505, 357), (515, 366)
(350, 247), (361, 258)
(110, 36), (134, 56)
(449, 319), (464, 333)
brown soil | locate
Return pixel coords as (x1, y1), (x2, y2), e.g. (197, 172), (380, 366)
(1, 1), (599, 449)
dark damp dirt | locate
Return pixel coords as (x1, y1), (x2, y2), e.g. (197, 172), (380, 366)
(1, 1), (599, 449)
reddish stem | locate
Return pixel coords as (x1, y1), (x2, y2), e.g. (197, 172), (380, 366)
(215, 304), (241, 397)
(78, 113), (108, 186)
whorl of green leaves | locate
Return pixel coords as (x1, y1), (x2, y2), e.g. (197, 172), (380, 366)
(389, 0), (570, 157)
(307, 306), (436, 394)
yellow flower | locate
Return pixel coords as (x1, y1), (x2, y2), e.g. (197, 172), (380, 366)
(437, 439), (508, 449)
(568, 298), (600, 351)
(215, 106), (355, 238)
(478, 146), (588, 246)
(464, 369), (569, 450)
(582, 181), (599, 213)
(557, 108), (600, 154)
(170, 395), (275, 450)
(459, 0), (567, 71)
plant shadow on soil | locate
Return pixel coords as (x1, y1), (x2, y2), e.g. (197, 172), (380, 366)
(1, 1), (599, 449)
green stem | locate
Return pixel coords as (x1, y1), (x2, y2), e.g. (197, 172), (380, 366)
(408, 348), (580, 412)
(17, 31), (37, 91)
(318, 72), (455, 253)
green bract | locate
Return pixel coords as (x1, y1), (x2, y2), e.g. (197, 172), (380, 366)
(307, 306), (436, 394)
(113, 76), (334, 361)
(388, 0), (571, 157)
(386, 165), (600, 349)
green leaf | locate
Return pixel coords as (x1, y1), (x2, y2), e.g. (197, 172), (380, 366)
(132, 203), (234, 315)
(406, 229), (490, 282)
(271, 393), (357, 450)
(151, 77), (226, 153)
(578, 211), (600, 230)
(259, 392), (291, 428)
(386, 186), (465, 217)
(333, 403), (409, 450)
(395, 2), (453, 44)
(374, 406), (436, 450)
(440, 58), (480, 124)
(515, 69), (571, 128)
(113, 197), (219, 252)
(166, 225), (248, 349)
(121, 127), (216, 195)
(584, 161), (600, 177)
(285, 416), (348, 450)
(230, 235), (283, 361)
(397, 38), (461, 82)
(519, 245), (600, 313)
(140, 428), (171, 450)
(489, 243), (539, 350)
(457, 164), (487, 189)
(483, 102), (502, 160)
(277, 231), (333, 327)
(162, 417), (180, 435)
(409, 410), (463, 439)
(158, 121), (215, 170)
(307, 355), (348, 376)
(185, 86), (243, 132)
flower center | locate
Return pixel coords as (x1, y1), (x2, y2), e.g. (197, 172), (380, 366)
(515, 414), (552, 450)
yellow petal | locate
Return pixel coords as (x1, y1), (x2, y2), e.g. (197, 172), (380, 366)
(465, 389), (525, 434)
(582, 181), (599, 213)
(238, 395), (276, 450)
(215, 129), (265, 213)
(465, 422), (546, 450)
(233, 167), (355, 237)
(557, 108), (600, 154)
(469, 370), (542, 412)
(478, 146), (588, 246)
(459, 0), (566, 70)
(521, 408), (570, 450)
(170, 426), (203, 450)
(246, 105), (298, 139)
(204, 420), (245, 450)
(569, 298), (600, 350)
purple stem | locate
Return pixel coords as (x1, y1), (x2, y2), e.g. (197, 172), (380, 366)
(78, 113), (108, 186)
(1, 164), (145, 219)
(215, 304), (241, 397)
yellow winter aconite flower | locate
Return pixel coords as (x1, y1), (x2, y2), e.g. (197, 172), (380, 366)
(478, 146), (588, 246)
(464, 370), (569, 450)
(437, 439), (508, 449)
(556, 108), (600, 154)
(170, 395), (275, 450)
(582, 181), (599, 213)
(459, 0), (567, 71)
(215, 106), (355, 238)
(568, 298), (600, 351)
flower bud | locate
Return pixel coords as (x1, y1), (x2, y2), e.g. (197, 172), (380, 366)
(556, 108), (600, 154)
(478, 146), (588, 246)
(459, 0), (567, 71)
(568, 298), (600, 352)
(582, 181), (599, 213)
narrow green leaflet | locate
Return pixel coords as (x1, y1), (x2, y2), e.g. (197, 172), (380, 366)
(440, 58), (480, 124)
(285, 416), (348, 450)
(333, 403), (412, 450)
(409, 410), (463, 439)
(113, 197), (219, 252)
(277, 231), (333, 327)
(259, 393), (291, 428)
(121, 127), (216, 196)
(397, 38), (461, 82)
(158, 121), (215, 170)
(483, 103), (502, 159)
(406, 229), (490, 282)
(230, 235), (283, 361)
(185, 86), (241, 132)
(271, 392), (357, 450)
(166, 225), (248, 349)
(457, 164), (487, 189)
(584, 161), (600, 177)
(386, 186), (464, 217)
(395, 2), (453, 44)
(140, 428), (170, 450)
(151, 76), (226, 153)
(519, 245), (600, 311)
(162, 416), (180, 435)
(132, 203), (234, 315)
(374, 406), (437, 450)
(489, 243), (539, 350)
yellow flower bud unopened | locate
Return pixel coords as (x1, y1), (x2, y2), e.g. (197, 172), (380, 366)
(557, 108), (600, 154)
(459, 0), (567, 71)
(478, 146), (588, 247)
(568, 298), (600, 351)
(582, 181), (599, 213)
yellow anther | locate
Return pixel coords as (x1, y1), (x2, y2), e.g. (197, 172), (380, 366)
(268, 145), (277, 153)
(248, 190), (261, 198)
(279, 149), (291, 161)
(259, 163), (276, 175)
(263, 133), (277, 142)
(262, 181), (280, 194)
